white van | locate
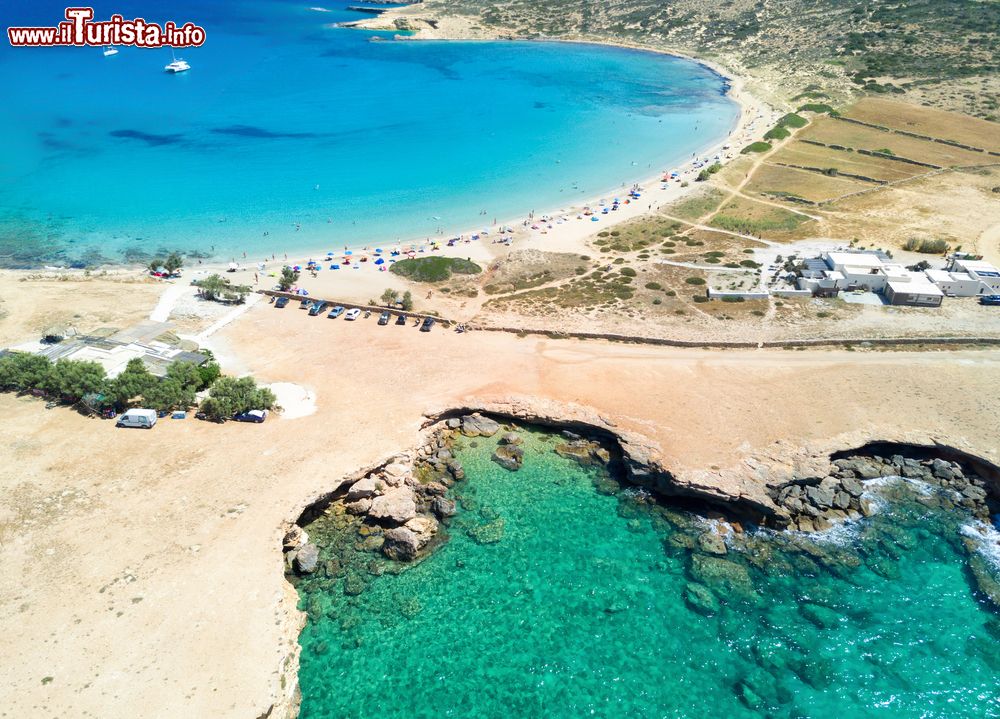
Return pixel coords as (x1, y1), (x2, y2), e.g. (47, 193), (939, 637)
(116, 408), (158, 429)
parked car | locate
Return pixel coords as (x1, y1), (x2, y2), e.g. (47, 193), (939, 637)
(274, 296), (289, 308)
(327, 306), (345, 319)
(308, 301), (327, 316)
(420, 317), (435, 332)
(233, 409), (268, 423)
(299, 298), (311, 309)
(116, 408), (158, 429)
(395, 314), (407, 326)
(378, 311), (391, 325)
(981, 295), (1000, 306)
(344, 308), (362, 321)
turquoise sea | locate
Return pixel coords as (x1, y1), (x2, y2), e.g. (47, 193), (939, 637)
(0, 0), (737, 267)
(294, 427), (1000, 719)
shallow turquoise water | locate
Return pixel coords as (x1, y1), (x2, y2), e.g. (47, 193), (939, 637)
(295, 429), (1000, 718)
(0, 1), (736, 267)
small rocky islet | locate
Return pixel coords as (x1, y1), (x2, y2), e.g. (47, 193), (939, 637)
(287, 414), (1000, 718)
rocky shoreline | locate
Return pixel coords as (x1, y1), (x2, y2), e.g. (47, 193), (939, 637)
(277, 402), (1000, 719)
(283, 412), (616, 571)
(282, 403), (1000, 582)
(772, 453), (996, 533)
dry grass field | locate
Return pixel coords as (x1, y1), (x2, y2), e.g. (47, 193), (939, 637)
(768, 143), (920, 183)
(799, 117), (995, 168)
(746, 164), (870, 204)
(843, 98), (1000, 154)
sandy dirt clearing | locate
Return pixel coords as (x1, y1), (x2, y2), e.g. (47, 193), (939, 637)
(2, 299), (999, 717)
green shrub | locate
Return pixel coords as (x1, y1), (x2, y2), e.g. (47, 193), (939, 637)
(721, 296), (746, 303)
(644, 282), (662, 290)
(620, 267), (637, 277)
(652, 297), (662, 305)
(741, 141), (772, 154)
(200, 376), (277, 421)
(665, 290), (677, 297)
(903, 237), (949, 254)
(740, 260), (761, 268)
(798, 103), (838, 116)
(778, 113), (808, 128)
(390, 257), (482, 282)
(685, 277), (706, 285)
(764, 126), (791, 141)
(693, 295), (709, 303)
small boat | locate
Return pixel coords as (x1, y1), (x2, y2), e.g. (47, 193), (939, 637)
(103, 46), (118, 57)
(165, 58), (190, 73)
(165, 50), (190, 73)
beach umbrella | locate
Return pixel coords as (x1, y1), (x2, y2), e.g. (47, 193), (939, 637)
(327, 251), (334, 256)
(375, 248), (383, 254)
(344, 250), (353, 256)
(591, 216), (599, 222)
(330, 264), (339, 269)
(374, 258), (384, 265)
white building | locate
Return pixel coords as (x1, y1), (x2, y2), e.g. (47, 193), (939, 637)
(948, 259), (1000, 295)
(924, 269), (983, 297)
(822, 252), (917, 292)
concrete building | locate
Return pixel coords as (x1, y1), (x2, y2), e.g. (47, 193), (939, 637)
(884, 280), (944, 307)
(947, 259), (1000, 295)
(924, 269), (983, 297)
(10, 321), (208, 379)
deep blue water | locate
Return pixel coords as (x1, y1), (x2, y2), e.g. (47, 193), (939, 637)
(0, 0), (737, 266)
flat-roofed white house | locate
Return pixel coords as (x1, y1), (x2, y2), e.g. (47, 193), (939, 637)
(948, 259), (1000, 294)
(923, 269), (983, 297)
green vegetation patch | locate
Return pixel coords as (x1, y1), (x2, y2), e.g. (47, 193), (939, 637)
(741, 141), (773, 155)
(390, 256), (482, 282)
(903, 237), (949, 254)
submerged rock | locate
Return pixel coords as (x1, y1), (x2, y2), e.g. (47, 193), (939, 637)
(368, 487), (417, 525)
(460, 413), (500, 437)
(492, 444), (525, 471)
(467, 518), (505, 545)
(431, 496), (457, 519)
(554, 439), (610, 467)
(697, 530), (728, 556)
(969, 554), (1000, 609)
(684, 582), (720, 615)
(800, 602), (841, 630)
(499, 432), (523, 446)
(689, 554), (757, 600)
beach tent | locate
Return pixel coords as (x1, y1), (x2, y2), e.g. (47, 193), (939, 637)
(330, 264), (339, 269)
(374, 258), (384, 265)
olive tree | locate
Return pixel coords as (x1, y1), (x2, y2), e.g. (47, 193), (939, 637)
(200, 376), (277, 421)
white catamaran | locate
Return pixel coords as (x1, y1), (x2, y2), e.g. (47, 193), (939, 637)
(164, 49), (190, 74)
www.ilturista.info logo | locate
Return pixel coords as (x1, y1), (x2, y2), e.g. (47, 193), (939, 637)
(7, 7), (206, 48)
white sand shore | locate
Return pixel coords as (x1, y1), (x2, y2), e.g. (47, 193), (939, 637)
(166, 52), (778, 317)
